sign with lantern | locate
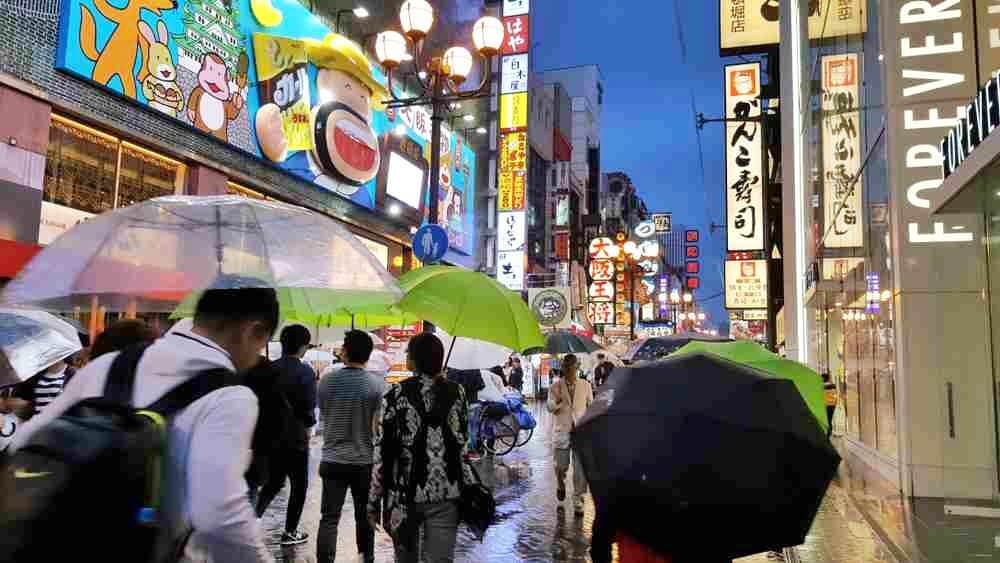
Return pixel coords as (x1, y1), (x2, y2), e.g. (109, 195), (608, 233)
(588, 237), (617, 260)
(588, 302), (615, 325)
(589, 259), (614, 281)
(589, 281), (614, 302)
(633, 220), (656, 240)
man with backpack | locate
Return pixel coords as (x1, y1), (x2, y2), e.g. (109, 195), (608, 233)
(255, 324), (317, 546)
(4, 281), (279, 563)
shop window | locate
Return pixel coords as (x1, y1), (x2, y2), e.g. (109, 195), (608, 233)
(43, 115), (184, 216)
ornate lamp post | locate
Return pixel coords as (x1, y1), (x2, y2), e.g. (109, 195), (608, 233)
(374, 1), (504, 225)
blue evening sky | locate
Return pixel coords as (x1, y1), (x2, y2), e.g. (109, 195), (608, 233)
(534, 0), (729, 329)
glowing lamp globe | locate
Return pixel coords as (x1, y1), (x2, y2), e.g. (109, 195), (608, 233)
(375, 31), (408, 68)
(400, 0), (434, 40)
(442, 47), (473, 83)
(472, 16), (504, 56)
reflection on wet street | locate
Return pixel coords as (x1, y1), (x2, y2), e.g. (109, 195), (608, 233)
(262, 400), (596, 562)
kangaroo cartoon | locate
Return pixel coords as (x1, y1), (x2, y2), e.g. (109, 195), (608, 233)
(187, 53), (245, 142)
(137, 20), (182, 117)
(79, 0), (177, 99)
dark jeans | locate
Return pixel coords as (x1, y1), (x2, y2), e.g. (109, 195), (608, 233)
(256, 448), (309, 534)
(826, 405), (836, 438)
(317, 462), (374, 563)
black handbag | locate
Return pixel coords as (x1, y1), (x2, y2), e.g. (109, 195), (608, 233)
(458, 463), (496, 540)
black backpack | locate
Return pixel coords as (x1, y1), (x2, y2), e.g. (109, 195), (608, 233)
(0, 345), (243, 563)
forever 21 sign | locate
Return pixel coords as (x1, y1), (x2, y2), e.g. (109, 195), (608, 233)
(941, 74), (1000, 179)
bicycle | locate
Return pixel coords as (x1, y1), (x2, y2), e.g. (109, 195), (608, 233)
(477, 393), (535, 456)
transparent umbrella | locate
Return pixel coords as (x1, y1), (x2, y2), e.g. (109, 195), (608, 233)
(0, 308), (82, 383)
(2, 196), (402, 312)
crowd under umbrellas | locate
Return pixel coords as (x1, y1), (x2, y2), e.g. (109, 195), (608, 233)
(0, 195), (839, 562)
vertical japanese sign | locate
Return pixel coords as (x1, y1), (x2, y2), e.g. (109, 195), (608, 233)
(821, 54), (863, 248)
(724, 62), (765, 251)
(496, 0), (531, 292)
(587, 237), (616, 325)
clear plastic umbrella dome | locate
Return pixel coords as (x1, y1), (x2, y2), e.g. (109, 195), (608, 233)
(0, 308), (82, 382)
(2, 196), (402, 312)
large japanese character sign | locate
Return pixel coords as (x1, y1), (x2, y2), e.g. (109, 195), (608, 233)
(724, 62), (764, 252)
(501, 16), (529, 55)
(588, 237), (618, 260)
(821, 53), (863, 248)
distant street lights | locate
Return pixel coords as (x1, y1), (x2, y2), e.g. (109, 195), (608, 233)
(336, 5), (370, 34)
(374, 0), (504, 224)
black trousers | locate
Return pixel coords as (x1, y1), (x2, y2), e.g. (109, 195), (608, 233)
(826, 405), (836, 438)
(256, 448), (309, 534)
(317, 462), (374, 563)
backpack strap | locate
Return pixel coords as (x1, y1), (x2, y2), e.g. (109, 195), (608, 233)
(147, 369), (242, 418)
(104, 344), (151, 404)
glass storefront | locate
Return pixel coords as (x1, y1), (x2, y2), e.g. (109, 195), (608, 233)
(799, 1), (898, 459)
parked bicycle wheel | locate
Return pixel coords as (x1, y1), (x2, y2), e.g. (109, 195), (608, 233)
(514, 426), (533, 447)
(481, 416), (517, 456)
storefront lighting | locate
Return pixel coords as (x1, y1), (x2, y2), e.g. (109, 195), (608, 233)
(418, 71), (427, 79)
(697, 312), (706, 321)
(476, 126), (487, 135)
(388, 203), (402, 216)
(399, 0), (434, 40)
(392, 255), (404, 268)
(880, 289), (892, 302)
(409, 226), (419, 234)
(443, 47), (474, 83)
(683, 292), (693, 304)
(670, 289), (680, 304)
(353, 6), (369, 19)
(393, 124), (406, 136)
(462, 113), (475, 122)
(710, 329), (719, 336)
(374, 31), (408, 68)
(834, 301), (843, 307)
(623, 240), (638, 257)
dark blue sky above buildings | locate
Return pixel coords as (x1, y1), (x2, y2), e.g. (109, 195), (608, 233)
(534, 1), (728, 327)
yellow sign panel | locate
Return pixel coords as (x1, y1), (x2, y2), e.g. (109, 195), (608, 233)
(719, 0), (867, 51)
(500, 92), (528, 132)
(498, 132), (527, 210)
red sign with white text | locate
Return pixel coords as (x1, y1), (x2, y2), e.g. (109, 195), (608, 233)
(502, 16), (530, 55)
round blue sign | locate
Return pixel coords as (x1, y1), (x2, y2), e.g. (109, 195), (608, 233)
(413, 224), (449, 263)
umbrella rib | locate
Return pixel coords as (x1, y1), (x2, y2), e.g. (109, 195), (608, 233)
(247, 202), (280, 287)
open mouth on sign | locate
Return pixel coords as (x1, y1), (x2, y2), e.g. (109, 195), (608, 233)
(333, 117), (377, 171)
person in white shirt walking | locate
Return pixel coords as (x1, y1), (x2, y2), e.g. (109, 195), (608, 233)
(546, 353), (593, 515)
(11, 280), (280, 563)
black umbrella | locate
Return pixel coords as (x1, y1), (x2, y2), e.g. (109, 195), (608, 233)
(573, 353), (840, 560)
(525, 329), (602, 355)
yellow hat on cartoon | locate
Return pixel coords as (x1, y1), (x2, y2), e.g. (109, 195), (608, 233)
(305, 34), (388, 108)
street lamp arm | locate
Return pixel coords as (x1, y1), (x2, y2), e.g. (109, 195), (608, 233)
(442, 55), (493, 98)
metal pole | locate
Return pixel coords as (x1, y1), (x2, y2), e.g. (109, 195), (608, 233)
(763, 105), (777, 352)
(428, 96), (443, 226)
(629, 264), (636, 341)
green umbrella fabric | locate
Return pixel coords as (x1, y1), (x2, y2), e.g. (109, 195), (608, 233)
(171, 286), (400, 325)
(672, 340), (828, 432)
(397, 265), (545, 354)
(314, 303), (419, 329)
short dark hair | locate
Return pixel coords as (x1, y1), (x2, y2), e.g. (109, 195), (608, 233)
(596, 353), (605, 360)
(408, 332), (445, 376)
(343, 330), (374, 364)
(563, 354), (578, 369)
(194, 277), (280, 337)
(280, 324), (312, 356)
(91, 320), (157, 359)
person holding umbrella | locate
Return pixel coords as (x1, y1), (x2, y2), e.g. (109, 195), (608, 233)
(547, 353), (593, 515)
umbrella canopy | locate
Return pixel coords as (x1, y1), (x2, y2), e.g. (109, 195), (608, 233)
(573, 353), (839, 560)
(672, 340), (827, 433)
(436, 330), (512, 370)
(0, 309), (82, 382)
(2, 196), (401, 312)
(397, 266), (544, 354)
(525, 329), (602, 356)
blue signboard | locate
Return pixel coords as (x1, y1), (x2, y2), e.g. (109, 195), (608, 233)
(53, 0), (476, 255)
(412, 224), (449, 264)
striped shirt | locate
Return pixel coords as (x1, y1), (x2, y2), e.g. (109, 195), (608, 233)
(33, 368), (67, 415)
(318, 366), (386, 465)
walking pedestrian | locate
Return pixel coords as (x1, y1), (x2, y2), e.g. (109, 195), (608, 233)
(243, 355), (295, 507)
(508, 356), (524, 393)
(256, 324), (318, 546)
(10, 281), (281, 562)
(823, 372), (837, 439)
(547, 353), (593, 515)
(316, 330), (385, 563)
(593, 353), (614, 388)
(89, 319), (158, 359)
(11, 358), (75, 418)
(367, 332), (476, 563)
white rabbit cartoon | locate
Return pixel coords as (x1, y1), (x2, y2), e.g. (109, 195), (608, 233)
(138, 20), (183, 117)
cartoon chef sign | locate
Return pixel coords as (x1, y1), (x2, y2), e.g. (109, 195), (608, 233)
(255, 33), (387, 207)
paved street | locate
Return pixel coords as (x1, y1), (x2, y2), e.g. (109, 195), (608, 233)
(261, 401), (894, 562)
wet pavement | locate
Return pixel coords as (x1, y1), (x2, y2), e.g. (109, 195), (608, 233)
(260, 401), (892, 562)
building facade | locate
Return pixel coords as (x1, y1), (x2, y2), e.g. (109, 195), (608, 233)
(0, 0), (492, 293)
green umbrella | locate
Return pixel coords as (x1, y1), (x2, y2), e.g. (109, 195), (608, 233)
(397, 265), (545, 355)
(172, 286), (401, 326)
(672, 340), (828, 432)
(315, 303), (419, 330)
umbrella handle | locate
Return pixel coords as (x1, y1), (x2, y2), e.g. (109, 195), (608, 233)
(445, 335), (456, 369)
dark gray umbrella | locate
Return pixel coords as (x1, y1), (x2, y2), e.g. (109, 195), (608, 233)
(525, 329), (602, 355)
(573, 353), (840, 560)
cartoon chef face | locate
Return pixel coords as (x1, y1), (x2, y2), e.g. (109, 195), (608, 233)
(311, 69), (380, 186)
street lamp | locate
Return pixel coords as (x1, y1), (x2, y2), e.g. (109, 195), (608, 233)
(682, 292), (693, 304)
(336, 5), (370, 34)
(374, 2), (504, 225)
(697, 312), (706, 321)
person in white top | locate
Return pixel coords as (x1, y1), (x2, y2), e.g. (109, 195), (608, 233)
(546, 353), (593, 515)
(11, 282), (280, 563)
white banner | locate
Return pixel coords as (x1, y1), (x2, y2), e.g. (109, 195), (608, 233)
(503, 0), (529, 16)
(497, 250), (525, 291)
(501, 54), (529, 94)
(724, 62), (764, 251)
(498, 211), (526, 252)
(821, 54), (863, 248)
(725, 259), (768, 309)
(38, 201), (94, 246)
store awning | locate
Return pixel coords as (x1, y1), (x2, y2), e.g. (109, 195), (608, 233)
(0, 238), (41, 278)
